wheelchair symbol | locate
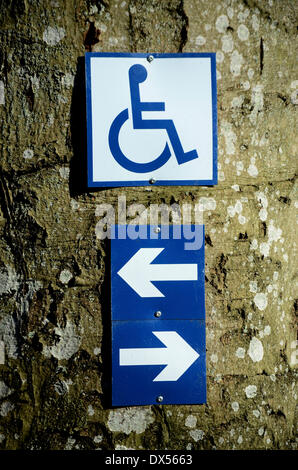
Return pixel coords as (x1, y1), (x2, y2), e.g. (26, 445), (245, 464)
(108, 64), (199, 173)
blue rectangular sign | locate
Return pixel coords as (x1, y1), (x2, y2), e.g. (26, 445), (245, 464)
(112, 320), (206, 406)
(111, 225), (205, 321)
(111, 225), (206, 406)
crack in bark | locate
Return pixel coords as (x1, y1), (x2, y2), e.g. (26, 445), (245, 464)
(83, 21), (101, 52)
(177, 0), (188, 52)
(260, 37), (264, 75)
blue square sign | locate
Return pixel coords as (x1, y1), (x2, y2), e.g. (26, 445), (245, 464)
(111, 225), (206, 406)
(85, 52), (217, 187)
(111, 225), (205, 321)
(112, 320), (206, 406)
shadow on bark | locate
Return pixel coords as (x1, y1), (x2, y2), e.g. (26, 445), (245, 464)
(98, 238), (113, 410)
(69, 58), (113, 409)
(69, 56), (88, 197)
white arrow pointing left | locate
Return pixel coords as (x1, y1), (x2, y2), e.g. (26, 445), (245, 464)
(117, 247), (198, 297)
(119, 331), (199, 382)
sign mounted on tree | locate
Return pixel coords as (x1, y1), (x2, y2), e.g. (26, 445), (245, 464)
(111, 225), (206, 406)
(85, 52), (217, 187)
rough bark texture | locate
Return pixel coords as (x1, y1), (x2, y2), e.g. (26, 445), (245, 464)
(0, 0), (297, 450)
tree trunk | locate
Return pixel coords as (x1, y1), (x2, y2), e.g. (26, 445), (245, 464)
(0, 0), (297, 450)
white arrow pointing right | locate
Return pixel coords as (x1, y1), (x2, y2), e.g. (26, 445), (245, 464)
(119, 331), (200, 381)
